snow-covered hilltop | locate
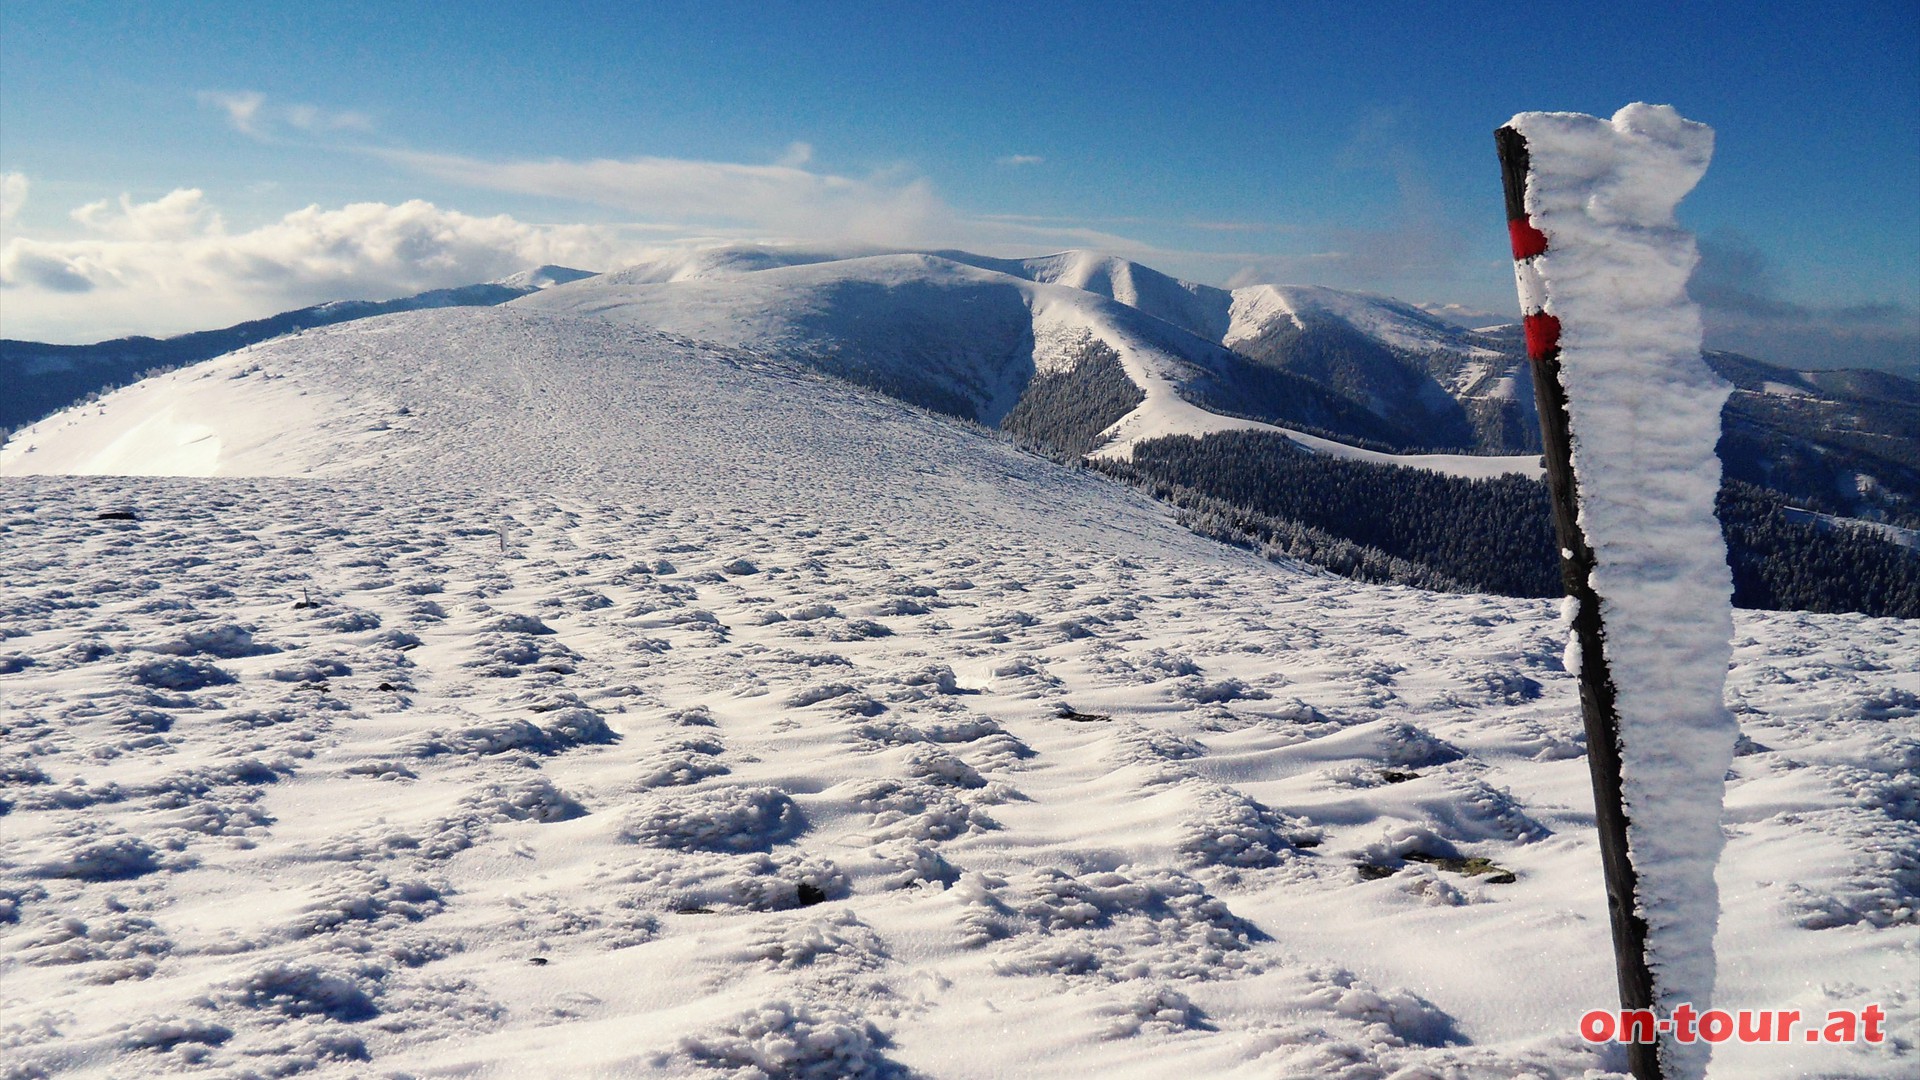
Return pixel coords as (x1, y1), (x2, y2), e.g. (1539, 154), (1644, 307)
(490, 265), (600, 291)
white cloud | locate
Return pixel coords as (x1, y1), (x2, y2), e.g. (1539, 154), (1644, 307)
(996, 155), (1045, 167)
(72, 189), (225, 241)
(373, 147), (1216, 264)
(2, 144), (1505, 347)
(0, 191), (655, 342)
(200, 90), (268, 138)
(777, 141), (814, 168)
(200, 90), (372, 141)
(0, 172), (26, 228)
(0, 177), (1312, 342)
(0, 182), (1234, 343)
(380, 148), (954, 246)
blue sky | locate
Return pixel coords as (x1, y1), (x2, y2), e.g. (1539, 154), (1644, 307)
(2, 1), (1915, 370)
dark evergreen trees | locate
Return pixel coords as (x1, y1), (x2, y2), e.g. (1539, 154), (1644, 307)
(1719, 480), (1920, 617)
(1112, 430), (1560, 596)
(1095, 429), (1919, 618)
(1000, 336), (1144, 458)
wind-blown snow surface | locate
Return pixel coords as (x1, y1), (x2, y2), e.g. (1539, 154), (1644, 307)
(1512, 104), (1736, 1080)
(1, 308), (1915, 1080)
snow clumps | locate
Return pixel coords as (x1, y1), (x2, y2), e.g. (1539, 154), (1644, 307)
(621, 786), (805, 853)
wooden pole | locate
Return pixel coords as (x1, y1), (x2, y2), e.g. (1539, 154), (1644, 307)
(1496, 125), (1663, 1080)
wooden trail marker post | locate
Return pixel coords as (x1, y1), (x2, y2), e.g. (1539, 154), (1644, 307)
(1495, 125), (1663, 1080)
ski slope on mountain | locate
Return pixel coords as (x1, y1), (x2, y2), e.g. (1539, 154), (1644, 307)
(1, 304), (1914, 1079)
(510, 247), (1542, 479)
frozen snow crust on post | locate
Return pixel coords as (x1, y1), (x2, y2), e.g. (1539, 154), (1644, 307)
(1508, 104), (1736, 1079)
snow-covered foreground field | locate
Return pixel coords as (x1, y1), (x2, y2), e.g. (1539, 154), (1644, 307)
(2, 309), (1915, 1078)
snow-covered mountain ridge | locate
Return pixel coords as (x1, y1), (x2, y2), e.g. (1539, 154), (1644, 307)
(7, 246), (1914, 615)
(512, 246), (1541, 477)
(10, 245), (1909, 528)
(559, 244), (1917, 528)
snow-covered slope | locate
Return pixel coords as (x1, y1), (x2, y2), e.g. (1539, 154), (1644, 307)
(0, 270), (589, 435)
(937, 248), (1235, 344)
(3, 305), (1916, 1079)
(510, 248), (1542, 479)
(1218, 284), (1533, 453)
(931, 247), (1532, 454)
(575, 244), (1553, 462)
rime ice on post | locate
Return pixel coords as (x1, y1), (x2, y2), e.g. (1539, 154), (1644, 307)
(1499, 104), (1736, 1080)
